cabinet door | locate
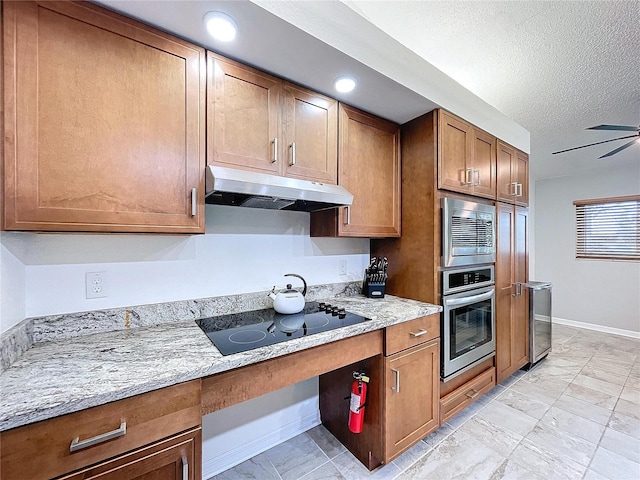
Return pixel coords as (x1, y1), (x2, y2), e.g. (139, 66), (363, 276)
(3, 1), (205, 233)
(515, 150), (529, 206)
(471, 129), (496, 199)
(60, 428), (201, 480)
(208, 53), (281, 175)
(384, 340), (439, 461)
(282, 83), (338, 183)
(337, 104), (401, 237)
(438, 111), (472, 194)
(496, 141), (516, 203)
(495, 202), (515, 383)
(513, 207), (529, 368)
(495, 203), (529, 383)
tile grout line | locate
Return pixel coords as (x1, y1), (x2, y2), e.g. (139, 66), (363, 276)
(582, 354), (636, 479)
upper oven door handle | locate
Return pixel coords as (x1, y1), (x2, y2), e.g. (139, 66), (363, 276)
(444, 289), (494, 307)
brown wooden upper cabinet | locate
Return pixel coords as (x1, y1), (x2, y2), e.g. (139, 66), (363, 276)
(311, 104), (401, 238)
(497, 140), (529, 206)
(2, 1), (206, 233)
(207, 53), (338, 184)
(438, 110), (496, 200)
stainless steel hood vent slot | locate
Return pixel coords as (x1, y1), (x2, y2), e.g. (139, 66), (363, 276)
(240, 196), (295, 210)
(205, 166), (353, 212)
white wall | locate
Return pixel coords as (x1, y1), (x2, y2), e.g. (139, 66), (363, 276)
(534, 160), (640, 333)
(0, 241), (26, 332)
(0, 205), (370, 476)
(0, 205), (369, 324)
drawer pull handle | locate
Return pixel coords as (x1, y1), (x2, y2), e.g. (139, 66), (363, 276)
(391, 368), (400, 393)
(466, 389), (479, 399)
(70, 422), (127, 453)
(410, 329), (428, 338)
(182, 454), (189, 480)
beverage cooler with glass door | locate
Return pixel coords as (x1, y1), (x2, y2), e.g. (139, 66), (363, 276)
(522, 281), (552, 365)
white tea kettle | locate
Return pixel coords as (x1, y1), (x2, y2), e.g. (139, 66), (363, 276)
(268, 274), (307, 314)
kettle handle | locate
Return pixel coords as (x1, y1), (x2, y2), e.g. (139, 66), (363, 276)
(284, 273), (307, 296)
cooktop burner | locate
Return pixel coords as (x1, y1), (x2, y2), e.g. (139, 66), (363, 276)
(196, 302), (370, 355)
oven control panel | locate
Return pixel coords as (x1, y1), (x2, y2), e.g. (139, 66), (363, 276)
(442, 265), (494, 295)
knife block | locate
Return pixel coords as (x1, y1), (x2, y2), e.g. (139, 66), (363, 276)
(362, 278), (385, 298)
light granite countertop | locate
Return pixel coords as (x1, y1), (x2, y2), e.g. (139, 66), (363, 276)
(0, 294), (441, 432)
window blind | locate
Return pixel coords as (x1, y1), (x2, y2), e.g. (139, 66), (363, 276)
(574, 195), (640, 260)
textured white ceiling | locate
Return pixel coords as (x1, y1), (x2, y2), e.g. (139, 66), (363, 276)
(344, 0), (640, 180)
(94, 0), (638, 180)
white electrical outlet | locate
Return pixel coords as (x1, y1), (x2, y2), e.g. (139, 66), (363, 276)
(86, 272), (108, 299)
(339, 260), (347, 276)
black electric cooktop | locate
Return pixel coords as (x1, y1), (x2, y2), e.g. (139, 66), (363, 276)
(196, 302), (370, 355)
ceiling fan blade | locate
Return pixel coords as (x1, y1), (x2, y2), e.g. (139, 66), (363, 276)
(552, 134), (639, 155)
(599, 138), (640, 158)
(587, 124), (639, 132)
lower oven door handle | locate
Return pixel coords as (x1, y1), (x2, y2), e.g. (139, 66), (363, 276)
(445, 289), (494, 307)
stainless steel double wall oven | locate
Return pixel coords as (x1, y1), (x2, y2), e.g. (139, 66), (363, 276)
(441, 198), (497, 381)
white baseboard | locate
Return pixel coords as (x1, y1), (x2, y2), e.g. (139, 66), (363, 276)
(553, 317), (640, 339)
(202, 411), (321, 479)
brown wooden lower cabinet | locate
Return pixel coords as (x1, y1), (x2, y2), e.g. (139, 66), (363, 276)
(0, 381), (202, 480)
(384, 339), (440, 461)
(318, 336), (440, 469)
(59, 428), (201, 480)
(439, 367), (495, 424)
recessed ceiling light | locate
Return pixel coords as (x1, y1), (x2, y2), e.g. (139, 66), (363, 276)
(204, 12), (238, 42)
(334, 76), (357, 93)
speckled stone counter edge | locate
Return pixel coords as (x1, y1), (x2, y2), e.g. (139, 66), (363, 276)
(0, 281), (362, 372)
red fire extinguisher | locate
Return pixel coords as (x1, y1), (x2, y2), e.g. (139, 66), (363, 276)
(348, 371), (369, 434)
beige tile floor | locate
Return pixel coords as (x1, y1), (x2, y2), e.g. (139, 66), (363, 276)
(213, 324), (640, 480)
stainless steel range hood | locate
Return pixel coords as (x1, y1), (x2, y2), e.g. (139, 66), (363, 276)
(205, 166), (353, 212)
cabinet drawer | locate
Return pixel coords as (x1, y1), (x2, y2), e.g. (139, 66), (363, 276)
(385, 314), (439, 355)
(439, 367), (495, 424)
(0, 380), (201, 480)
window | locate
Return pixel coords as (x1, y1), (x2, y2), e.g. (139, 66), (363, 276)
(574, 195), (640, 260)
